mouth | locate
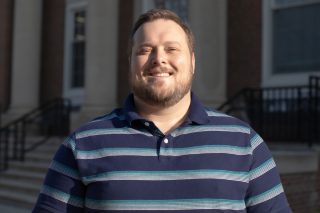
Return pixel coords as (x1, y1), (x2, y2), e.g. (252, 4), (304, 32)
(145, 68), (174, 78)
(148, 72), (172, 77)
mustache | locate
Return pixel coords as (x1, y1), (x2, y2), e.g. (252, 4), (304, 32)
(143, 66), (175, 75)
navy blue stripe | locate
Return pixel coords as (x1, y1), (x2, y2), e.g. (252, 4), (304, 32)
(246, 168), (283, 198)
(53, 145), (79, 169)
(44, 170), (85, 196)
(86, 179), (248, 200)
(76, 154), (251, 177)
(33, 194), (83, 212)
(75, 134), (157, 151)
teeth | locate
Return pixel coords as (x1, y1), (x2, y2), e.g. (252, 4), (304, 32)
(152, 73), (170, 77)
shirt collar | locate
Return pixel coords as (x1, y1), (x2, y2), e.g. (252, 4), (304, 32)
(123, 92), (210, 126)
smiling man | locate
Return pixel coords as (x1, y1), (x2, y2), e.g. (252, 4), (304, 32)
(33, 9), (292, 212)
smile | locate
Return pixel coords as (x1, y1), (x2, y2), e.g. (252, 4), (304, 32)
(149, 72), (172, 77)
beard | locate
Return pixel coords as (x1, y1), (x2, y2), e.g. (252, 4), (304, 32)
(130, 65), (194, 108)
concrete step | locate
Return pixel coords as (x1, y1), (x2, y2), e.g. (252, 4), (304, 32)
(0, 136), (63, 211)
(25, 151), (56, 162)
(0, 178), (41, 195)
(0, 188), (36, 210)
(9, 160), (51, 173)
(0, 204), (30, 213)
(0, 168), (46, 185)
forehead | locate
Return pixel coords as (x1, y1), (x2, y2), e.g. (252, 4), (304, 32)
(133, 19), (188, 45)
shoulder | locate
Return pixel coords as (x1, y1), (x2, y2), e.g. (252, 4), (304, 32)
(204, 107), (251, 129)
(65, 108), (127, 142)
(76, 108), (126, 131)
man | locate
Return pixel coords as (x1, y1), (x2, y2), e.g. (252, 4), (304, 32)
(33, 9), (292, 212)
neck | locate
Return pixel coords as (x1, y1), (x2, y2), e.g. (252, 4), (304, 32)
(134, 92), (191, 134)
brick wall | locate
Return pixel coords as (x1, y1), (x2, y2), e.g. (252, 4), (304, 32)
(0, 0), (14, 111)
(281, 172), (319, 213)
(226, 0), (262, 98)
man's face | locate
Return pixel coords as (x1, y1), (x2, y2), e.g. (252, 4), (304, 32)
(130, 19), (195, 107)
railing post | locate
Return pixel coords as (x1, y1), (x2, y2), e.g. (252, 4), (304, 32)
(13, 123), (19, 160)
(20, 119), (26, 161)
(0, 104), (2, 128)
(307, 76), (320, 147)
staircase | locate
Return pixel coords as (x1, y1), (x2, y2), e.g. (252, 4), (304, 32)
(0, 137), (62, 211)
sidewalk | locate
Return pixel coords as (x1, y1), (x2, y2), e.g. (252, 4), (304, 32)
(0, 204), (30, 213)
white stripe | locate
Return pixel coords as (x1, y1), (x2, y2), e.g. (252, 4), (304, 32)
(82, 170), (249, 185)
(250, 134), (264, 151)
(249, 158), (276, 181)
(206, 110), (231, 117)
(41, 185), (84, 208)
(86, 198), (246, 211)
(246, 184), (284, 207)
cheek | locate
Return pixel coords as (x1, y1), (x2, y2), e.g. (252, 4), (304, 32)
(131, 56), (148, 73)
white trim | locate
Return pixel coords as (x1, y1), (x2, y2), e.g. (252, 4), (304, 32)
(63, 0), (87, 107)
(271, 0), (320, 9)
(261, 0), (320, 87)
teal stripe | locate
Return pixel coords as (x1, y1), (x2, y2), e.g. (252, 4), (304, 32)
(90, 113), (125, 123)
(86, 198), (246, 211)
(161, 145), (252, 156)
(249, 158), (276, 181)
(50, 160), (81, 180)
(82, 169), (249, 184)
(171, 125), (250, 137)
(76, 147), (157, 159)
(75, 145), (252, 159)
(250, 134), (263, 151)
(63, 137), (76, 152)
(76, 128), (152, 139)
(246, 184), (284, 207)
(41, 185), (84, 208)
(206, 110), (231, 117)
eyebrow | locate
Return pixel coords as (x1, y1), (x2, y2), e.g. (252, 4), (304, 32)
(137, 41), (182, 48)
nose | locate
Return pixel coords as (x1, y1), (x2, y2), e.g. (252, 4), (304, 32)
(150, 48), (167, 66)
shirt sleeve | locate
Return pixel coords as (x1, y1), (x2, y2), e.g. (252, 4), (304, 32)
(245, 130), (292, 213)
(32, 134), (85, 213)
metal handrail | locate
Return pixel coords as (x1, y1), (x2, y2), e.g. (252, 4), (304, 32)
(0, 98), (71, 171)
(217, 76), (320, 146)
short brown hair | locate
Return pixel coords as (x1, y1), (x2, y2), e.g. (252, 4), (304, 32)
(129, 9), (195, 56)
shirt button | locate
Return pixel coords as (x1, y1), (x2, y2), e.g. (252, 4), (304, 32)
(164, 138), (169, 144)
(144, 122), (150, 127)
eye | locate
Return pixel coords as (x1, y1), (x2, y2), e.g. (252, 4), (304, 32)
(136, 47), (152, 55)
(166, 47), (179, 53)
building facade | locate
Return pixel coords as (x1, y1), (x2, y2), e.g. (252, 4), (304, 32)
(0, 1), (320, 211)
(0, 0), (319, 130)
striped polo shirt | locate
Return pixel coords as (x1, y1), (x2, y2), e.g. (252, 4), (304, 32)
(33, 93), (291, 212)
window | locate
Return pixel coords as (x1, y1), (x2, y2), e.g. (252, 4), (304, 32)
(262, 0), (320, 86)
(154, 0), (189, 22)
(272, 0), (320, 74)
(71, 10), (86, 88)
(63, 0), (87, 107)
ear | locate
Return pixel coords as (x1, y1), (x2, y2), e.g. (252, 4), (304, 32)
(191, 52), (195, 74)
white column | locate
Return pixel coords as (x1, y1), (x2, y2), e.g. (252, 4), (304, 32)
(72, 0), (119, 129)
(189, 0), (227, 107)
(7, 0), (42, 120)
